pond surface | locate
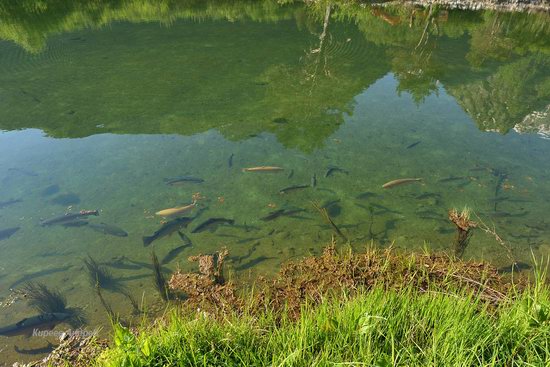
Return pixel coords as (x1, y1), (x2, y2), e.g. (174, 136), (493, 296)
(0, 1), (549, 364)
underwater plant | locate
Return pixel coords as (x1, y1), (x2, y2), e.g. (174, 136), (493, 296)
(83, 255), (118, 290)
(151, 250), (170, 301)
(21, 281), (67, 313)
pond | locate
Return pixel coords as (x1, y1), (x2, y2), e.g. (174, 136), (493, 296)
(0, 0), (549, 364)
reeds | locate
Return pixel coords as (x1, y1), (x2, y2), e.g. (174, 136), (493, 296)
(312, 201), (348, 242)
(84, 255), (116, 288)
(151, 250), (170, 301)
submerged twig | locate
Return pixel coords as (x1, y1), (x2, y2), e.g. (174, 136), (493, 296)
(312, 201), (348, 242)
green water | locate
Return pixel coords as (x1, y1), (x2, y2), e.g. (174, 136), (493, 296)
(0, 1), (549, 364)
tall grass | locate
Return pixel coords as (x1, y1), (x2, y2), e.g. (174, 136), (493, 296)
(96, 279), (550, 367)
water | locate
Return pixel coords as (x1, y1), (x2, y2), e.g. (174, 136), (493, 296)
(0, 1), (549, 364)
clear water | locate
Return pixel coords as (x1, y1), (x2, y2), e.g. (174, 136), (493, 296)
(0, 1), (549, 363)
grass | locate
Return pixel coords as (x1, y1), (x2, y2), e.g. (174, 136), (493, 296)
(89, 248), (550, 367)
(94, 283), (550, 366)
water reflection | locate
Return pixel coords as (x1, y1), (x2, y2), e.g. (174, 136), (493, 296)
(0, 1), (547, 148)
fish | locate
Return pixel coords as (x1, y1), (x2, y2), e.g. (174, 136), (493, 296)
(178, 231), (192, 245)
(161, 244), (191, 265)
(88, 222), (128, 237)
(272, 117), (288, 124)
(406, 141), (421, 149)
(228, 153), (234, 168)
(236, 236), (263, 244)
(0, 227), (20, 241)
(279, 184), (310, 194)
(103, 259), (142, 270)
(311, 174), (317, 187)
(8, 168), (37, 177)
(325, 166), (349, 178)
(234, 256), (276, 271)
(382, 178), (422, 189)
(155, 202), (196, 217)
(143, 217), (193, 246)
(164, 176), (204, 185)
(356, 192), (378, 200)
(14, 342), (55, 355)
(0, 313), (72, 337)
(40, 184), (60, 197)
(9, 266), (73, 289)
(261, 208), (305, 221)
(497, 262), (531, 273)
(415, 192), (441, 200)
(192, 218), (235, 233)
(242, 166), (284, 172)
(287, 169), (294, 179)
(40, 210), (99, 226)
(51, 193), (80, 206)
(62, 220), (89, 227)
(0, 199), (22, 209)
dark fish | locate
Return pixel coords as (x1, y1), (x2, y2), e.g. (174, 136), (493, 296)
(470, 167), (490, 172)
(356, 192), (378, 200)
(228, 153), (234, 168)
(325, 166), (349, 178)
(322, 199), (341, 217)
(234, 256), (276, 271)
(406, 141), (421, 149)
(8, 168), (38, 177)
(103, 259), (141, 270)
(272, 117), (288, 124)
(0, 198), (22, 209)
(40, 210), (99, 226)
(51, 193), (80, 206)
(14, 342), (55, 355)
(317, 188), (337, 195)
(178, 231), (192, 246)
(161, 244), (190, 265)
(438, 176), (467, 183)
(287, 169), (294, 179)
(229, 242), (259, 263)
(9, 265), (73, 289)
(164, 176), (204, 185)
(88, 222), (128, 237)
(236, 236), (263, 244)
(143, 217), (193, 246)
(261, 208), (305, 221)
(490, 211), (529, 218)
(124, 259), (170, 274)
(415, 192), (441, 200)
(40, 184), (60, 197)
(62, 220), (89, 227)
(0, 313), (72, 337)
(497, 262), (531, 273)
(311, 174), (317, 188)
(279, 184), (310, 194)
(192, 218), (234, 233)
(0, 227), (20, 241)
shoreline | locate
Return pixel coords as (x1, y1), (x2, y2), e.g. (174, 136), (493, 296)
(19, 245), (545, 366)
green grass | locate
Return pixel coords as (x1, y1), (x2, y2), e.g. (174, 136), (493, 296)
(95, 280), (550, 367)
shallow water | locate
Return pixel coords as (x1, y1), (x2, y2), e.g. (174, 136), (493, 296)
(0, 1), (549, 364)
